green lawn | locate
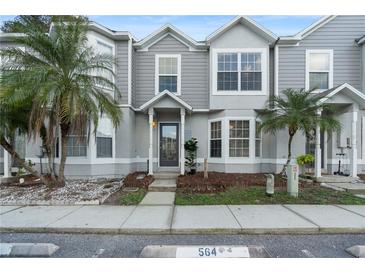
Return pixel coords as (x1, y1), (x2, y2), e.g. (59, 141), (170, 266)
(119, 189), (147, 205)
(175, 187), (365, 205)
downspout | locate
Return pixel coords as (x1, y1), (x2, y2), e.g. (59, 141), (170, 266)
(273, 37), (280, 98)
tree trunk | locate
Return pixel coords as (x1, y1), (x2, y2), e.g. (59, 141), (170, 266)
(57, 123), (70, 186)
(281, 132), (295, 175)
(0, 137), (53, 185)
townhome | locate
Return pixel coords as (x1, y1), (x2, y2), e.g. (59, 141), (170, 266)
(1, 15), (365, 180)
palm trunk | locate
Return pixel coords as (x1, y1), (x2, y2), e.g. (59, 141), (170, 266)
(281, 133), (295, 175)
(0, 137), (53, 185)
(57, 123), (70, 186)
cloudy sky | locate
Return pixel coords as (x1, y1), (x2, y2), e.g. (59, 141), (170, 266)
(0, 15), (321, 40)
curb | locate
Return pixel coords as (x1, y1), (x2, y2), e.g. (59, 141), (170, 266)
(0, 243), (59, 257)
(1, 226), (364, 235)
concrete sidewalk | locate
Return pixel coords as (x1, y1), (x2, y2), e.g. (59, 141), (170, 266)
(0, 204), (365, 234)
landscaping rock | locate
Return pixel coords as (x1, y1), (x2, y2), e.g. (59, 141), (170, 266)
(346, 245), (365, 258)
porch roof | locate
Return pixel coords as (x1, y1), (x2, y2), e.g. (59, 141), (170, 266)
(139, 90), (193, 112)
(314, 83), (365, 109)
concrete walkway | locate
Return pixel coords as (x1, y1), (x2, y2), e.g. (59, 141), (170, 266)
(1, 204), (365, 234)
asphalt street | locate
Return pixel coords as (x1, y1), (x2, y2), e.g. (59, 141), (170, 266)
(1, 232), (365, 258)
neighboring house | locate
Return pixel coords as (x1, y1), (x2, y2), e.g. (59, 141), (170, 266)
(1, 15), (365, 179)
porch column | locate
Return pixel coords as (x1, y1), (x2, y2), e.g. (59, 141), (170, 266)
(148, 108), (154, 175)
(180, 108), (185, 175)
(351, 110), (358, 177)
(3, 148), (10, 178)
(315, 109), (322, 178)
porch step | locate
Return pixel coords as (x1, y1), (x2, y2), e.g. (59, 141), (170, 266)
(153, 172), (179, 180)
(148, 179), (177, 192)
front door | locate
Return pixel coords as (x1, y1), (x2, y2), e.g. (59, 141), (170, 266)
(159, 123), (179, 167)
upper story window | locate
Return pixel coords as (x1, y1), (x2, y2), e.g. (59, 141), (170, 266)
(155, 54), (181, 95)
(306, 49), (333, 92)
(96, 40), (114, 83)
(213, 49), (267, 95)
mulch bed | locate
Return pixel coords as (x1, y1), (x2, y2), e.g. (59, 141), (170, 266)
(178, 172), (317, 193)
(122, 172), (154, 189)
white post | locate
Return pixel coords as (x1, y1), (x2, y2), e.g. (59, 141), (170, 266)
(3, 148), (10, 178)
(180, 108), (185, 175)
(351, 110), (358, 177)
(148, 108), (154, 175)
(315, 109), (322, 178)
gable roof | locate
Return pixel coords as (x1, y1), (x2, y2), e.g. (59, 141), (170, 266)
(139, 90), (193, 111)
(314, 83), (365, 108)
(133, 24), (207, 51)
(206, 16), (278, 44)
(279, 16), (337, 44)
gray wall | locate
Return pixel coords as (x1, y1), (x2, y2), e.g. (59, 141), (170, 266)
(279, 15), (365, 92)
(209, 23), (272, 110)
(115, 41), (129, 104)
(133, 34), (209, 109)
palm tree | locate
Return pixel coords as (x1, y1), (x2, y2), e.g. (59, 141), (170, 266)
(0, 17), (121, 186)
(258, 88), (341, 174)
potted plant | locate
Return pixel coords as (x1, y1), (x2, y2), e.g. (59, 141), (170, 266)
(184, 138), (198, 175)
(296, 154), (315, 177)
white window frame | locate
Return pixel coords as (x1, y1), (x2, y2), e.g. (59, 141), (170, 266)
(155, 54), (181, 95)
(255, 119), (262, 158)
(95, 38), (116, 94)
(208, 119), (223, 158)
(208, 117), (260, 164)
(212, 48), (268, 96)
(305, 49), (333, 93)
(228, 119), (251, 158)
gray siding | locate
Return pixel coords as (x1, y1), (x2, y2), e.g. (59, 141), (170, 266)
(279, 15), (365, 92)
(115, 41), (129, 104)
(133, 34), (209, 109)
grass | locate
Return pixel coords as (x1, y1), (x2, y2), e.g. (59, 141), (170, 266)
(175, 187), (365, 205)
(119, 188), (147, 205)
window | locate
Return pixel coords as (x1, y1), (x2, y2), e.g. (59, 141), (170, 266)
(229, 120), (250, 157)
(306, 49), (333, 91)
(241, 53), (262, 91)
(210, 121), (222, 158)
(66, 130), (87, 157)
(96, 40), (114, 83)
(156, 55), (181, 94)
(215, 49), (266, 94)
(97, 116), (113, 158)
(255, 121), (262, 157)
(217, 53), (238, 91)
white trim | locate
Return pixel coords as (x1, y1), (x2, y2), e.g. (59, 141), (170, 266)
(295, 16), (337, 40)
(155, 54), (181, 95)
(274, 44), (279, 96)
(206, 15), (277, 43)
(158, 121), (181, 168)
(211, 48), (268, 96)
(319, 83), (365, 104)
(140, 90), (192, 111)
(208, 118), (224, 160)
(305, 49), (333, 92)
(137, 32), (207, 52)
(134, 24), (206, 50)
(127, 39), (132, 105)
(207, 116), (258, 163)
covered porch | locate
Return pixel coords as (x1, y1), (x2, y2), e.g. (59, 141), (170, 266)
(313, 83), (365, 179)
(139, 90), (193, 175)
